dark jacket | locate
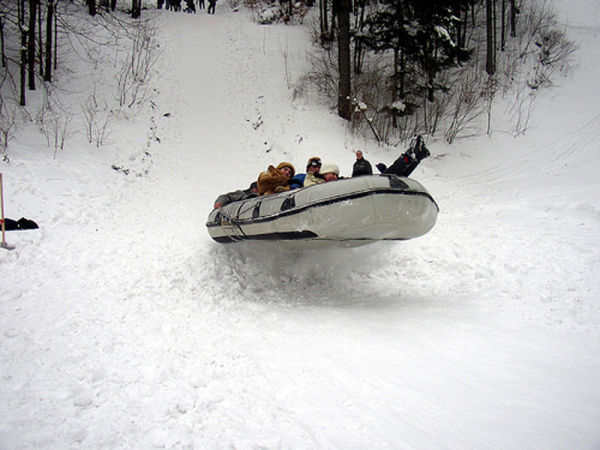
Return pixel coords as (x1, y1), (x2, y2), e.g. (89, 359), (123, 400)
(214, 188), (257, 209)
(352, 158), (373, 177)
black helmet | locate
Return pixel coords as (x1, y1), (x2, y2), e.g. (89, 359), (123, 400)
(307, 156), (322, 169)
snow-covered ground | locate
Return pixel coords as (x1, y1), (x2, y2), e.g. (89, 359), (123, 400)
(1, 1), (599, 448)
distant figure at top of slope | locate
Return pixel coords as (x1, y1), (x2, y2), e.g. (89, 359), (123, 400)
(207, 0), (217, 14)
(184, 0), (196, 13)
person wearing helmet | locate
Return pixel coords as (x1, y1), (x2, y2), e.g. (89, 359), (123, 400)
(320, 163), (339, 182)
(303, 157), (325, 187)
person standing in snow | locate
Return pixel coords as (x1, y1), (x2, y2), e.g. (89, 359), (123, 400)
(184, 0), (196, 12)
(207, 0), (216, 14)
(351, 150), (372, 177)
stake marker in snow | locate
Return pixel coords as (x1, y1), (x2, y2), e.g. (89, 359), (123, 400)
(1, 173), (15, 251)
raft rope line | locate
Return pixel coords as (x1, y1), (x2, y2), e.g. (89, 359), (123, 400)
(218, 201), (258, 240)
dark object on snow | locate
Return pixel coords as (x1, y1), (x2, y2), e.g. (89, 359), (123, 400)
(18, 217), (39, 229)
(2, 217), (39, 231)
(380, 135), (430, 178)
(207, 0), (216, 14)
(184, 0), (196, 12)
(3, 218), (18, 230)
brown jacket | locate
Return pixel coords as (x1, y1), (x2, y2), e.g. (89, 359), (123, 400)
(257, 165), (291, 196)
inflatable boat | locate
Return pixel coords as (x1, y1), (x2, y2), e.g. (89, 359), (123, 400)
(206, 175), (438, 248)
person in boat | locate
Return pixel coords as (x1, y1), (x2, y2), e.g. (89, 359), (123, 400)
(213, 182), (259, 209)
(302, 157), (325, 187)
(351, 150), (372, 177)
(257, 162), (295, 196)
(287, 156), (323, 189)
(320, 163), (339, 182)
(376, 135), (430, 177)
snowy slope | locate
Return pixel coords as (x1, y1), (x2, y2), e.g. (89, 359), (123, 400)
(1, 2), (599, 449)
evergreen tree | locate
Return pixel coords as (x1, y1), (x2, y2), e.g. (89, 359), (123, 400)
(359, 0), (471, 109)
(411, 0), (472, 101)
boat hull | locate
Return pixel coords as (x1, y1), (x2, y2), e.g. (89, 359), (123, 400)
(206, 175), (438, 247)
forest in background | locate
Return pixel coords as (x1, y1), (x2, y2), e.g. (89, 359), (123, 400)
(293, 0), (576, 142)
(0, 0), (160, 154)
(0, 0), (575, 155)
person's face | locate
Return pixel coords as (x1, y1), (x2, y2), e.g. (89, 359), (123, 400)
(323, 172), (338, 182)
(356, 151), (363, 159)
(307, 160), (321, 173)
(280, 166), (293, 178)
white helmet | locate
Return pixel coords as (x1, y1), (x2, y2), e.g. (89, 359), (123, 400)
(320, 163), (339, 175)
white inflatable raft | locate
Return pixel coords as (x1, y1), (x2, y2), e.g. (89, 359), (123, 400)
(206, 174), (438, 248)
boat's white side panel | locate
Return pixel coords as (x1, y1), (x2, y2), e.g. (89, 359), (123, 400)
(206, 175), (438, 246)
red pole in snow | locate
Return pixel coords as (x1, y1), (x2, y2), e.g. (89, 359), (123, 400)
(0, 172), (14, 250)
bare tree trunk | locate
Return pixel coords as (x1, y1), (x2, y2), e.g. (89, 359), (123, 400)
(53, 1), (57, 70)
(500, 0), (506, 51)
(486, 0), (496, 75)
(392, 0), (405, 127)
(392, 49), (399, 129)
(456, 5), (469, 47)
(337, 0), (351, 120)
(0, 17), (6, 68)
(330, 0), (338, 41)
(319, 0), (324, 36)
(19, 0), (27, 105)
(88, 0), (97, 16)
(510, 0), (517, 37)
(132, 0), (141, 18)
(38, 0), (43, 76)
(486, 76), (496, 135)
(352, 0), (365, 73)
(352, 0), (366, 74)
(319, 0), (329, 43)
(44, 0), (54, 82)
(111, 0), (117, 11)
(28, 0), (38, 91)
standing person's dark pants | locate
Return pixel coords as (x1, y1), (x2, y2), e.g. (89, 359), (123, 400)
(207, 0), (216, 14)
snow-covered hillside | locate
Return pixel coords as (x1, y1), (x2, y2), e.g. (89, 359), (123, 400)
(1, 1), (599, 448)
